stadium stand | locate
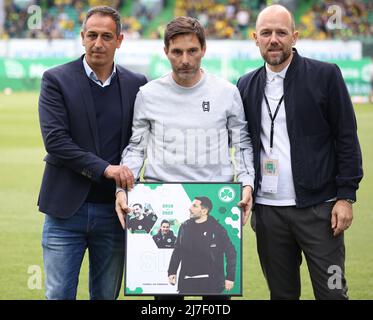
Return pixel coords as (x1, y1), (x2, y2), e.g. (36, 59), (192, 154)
(173, 0), (262, 39)
(0, 0), (372, 40)
(298, 0), (373, 40)
(0, 0), (162, 39)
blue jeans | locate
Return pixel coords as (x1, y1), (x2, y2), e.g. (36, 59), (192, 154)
(42, 203), (125, 300)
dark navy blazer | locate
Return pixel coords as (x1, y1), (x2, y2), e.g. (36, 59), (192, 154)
(38, 56), (147, 218)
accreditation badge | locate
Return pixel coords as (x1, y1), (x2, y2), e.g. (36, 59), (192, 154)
(261, 154), (279, 194)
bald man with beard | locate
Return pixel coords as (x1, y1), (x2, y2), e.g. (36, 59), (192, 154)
(237, 5), (363, 300)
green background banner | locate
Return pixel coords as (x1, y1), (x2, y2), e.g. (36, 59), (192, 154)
(150, 56), (372, 97)
(0, 57), (371, 97)
(0, 58), (70, 91)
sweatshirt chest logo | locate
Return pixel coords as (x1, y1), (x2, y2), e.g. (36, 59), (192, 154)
(202, 101), (210, 112)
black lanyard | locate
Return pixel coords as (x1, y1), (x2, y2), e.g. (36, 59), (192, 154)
(263, 93), (284, 150)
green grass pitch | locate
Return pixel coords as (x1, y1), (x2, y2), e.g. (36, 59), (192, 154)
(0, 92), (372, 300)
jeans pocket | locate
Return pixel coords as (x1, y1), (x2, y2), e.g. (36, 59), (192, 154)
(311, 202), (335, 221)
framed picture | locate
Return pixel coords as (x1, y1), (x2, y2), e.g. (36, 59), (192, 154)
(125, 182), (242, 296)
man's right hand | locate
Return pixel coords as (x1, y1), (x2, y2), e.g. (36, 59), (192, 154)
(115, 190), (132, 229)
(104, 165), (134, 190)
(168, 275), (177, 285)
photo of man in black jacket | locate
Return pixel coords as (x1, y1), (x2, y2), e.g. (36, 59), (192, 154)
(168, 196), (237, 295)
(153, 219), (177, 249)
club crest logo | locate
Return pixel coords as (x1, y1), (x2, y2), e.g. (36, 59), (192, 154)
(218, 186), (235, 203)
(202, 101), (210, 112)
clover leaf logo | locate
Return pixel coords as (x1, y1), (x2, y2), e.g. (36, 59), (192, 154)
(218, 186), (235, 203)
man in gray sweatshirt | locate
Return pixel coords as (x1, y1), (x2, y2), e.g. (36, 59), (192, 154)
(115, 16), (255, 300)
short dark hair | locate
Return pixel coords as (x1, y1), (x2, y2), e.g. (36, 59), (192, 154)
(161, 219), (170, 226)
(83, 6), (122, 36)
(132, 203), (142, 209)
(164, 16), (206, 49)
(195, 196), (213, 214)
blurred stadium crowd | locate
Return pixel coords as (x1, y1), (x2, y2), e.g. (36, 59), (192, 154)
(0, 0), (372, 40)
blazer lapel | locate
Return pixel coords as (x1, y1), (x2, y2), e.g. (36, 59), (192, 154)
(255, 67), (266, 134)
(75, 64), (101, 155)
(116, 67), (131, 151)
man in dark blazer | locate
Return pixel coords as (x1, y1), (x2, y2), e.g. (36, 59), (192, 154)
(38, 6), (146, 299)
(237, 5), (363, 299)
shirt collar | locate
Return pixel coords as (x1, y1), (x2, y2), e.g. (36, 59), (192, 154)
(83, 55), (116, 87)
(265, 62), (290, 82)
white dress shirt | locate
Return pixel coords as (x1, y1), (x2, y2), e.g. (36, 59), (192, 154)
(256, 63), (297, 206)
(83, 56), (116, 87)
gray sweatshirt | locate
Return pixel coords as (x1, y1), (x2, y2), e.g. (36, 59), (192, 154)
(120, 72), (254, 187)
